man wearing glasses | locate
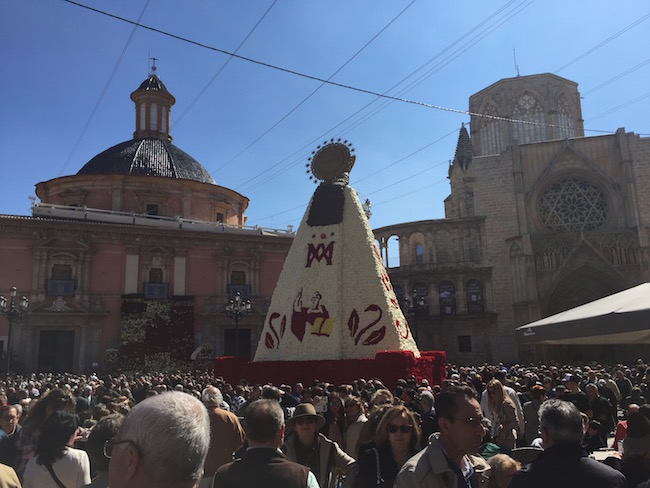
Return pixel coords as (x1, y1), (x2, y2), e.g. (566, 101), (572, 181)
(395, 385), (490, 488)
(106, 392), (210, 488)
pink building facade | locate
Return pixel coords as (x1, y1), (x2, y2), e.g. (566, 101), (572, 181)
(0, 73), (293, 373)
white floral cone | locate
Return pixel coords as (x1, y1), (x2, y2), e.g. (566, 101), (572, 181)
(254, 183), (419, 361)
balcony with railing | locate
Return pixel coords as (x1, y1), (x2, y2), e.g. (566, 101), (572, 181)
(32, 202), (294, 237)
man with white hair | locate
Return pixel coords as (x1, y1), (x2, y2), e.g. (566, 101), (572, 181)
(199, 386), (245, 487)
(107, 391), (210, 488)
(509, 399), (626, 488)
(76, 384), (95, 413)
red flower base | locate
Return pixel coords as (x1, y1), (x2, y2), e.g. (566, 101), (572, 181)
(214, 350), (446, 388)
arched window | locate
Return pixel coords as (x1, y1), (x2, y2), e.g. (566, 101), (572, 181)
(438, 281), (456, 316)
(466, 279), (485, 315)
(462, 229), (480, 261)
(556, 96), (575, 139)
(139, 104), (146, 131)
(478, 104), (503, 156)
(161, 107), (168, 134)
(150, 102), (158, 131)
(415, 243), (423, 264)
(513, 94), (546, 143)
(386, 235), (400, 268)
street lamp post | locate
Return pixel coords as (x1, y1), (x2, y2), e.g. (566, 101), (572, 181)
(402, 288), (425, 343)
(225, 291), (250, 357)
(0, 286), (29, 374)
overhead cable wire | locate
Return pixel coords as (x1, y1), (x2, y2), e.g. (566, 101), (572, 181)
(236, 0), (532, 193)
(244, 122), (457, 201)
(173, 0), (278, 129)
(362, 161), (446, 198)
(586, 90), (650, 123)
(212, 0), (417, 176)
(231, 1), (422, 193)
(233, 0), (521, 182)
(372, 178), (447, 208)
(271, 175), (449, 228)
(582, 58), (650, 96)
(360, 0), (535, 121)
(256, 202), (309, 222)
(322, 0), (534, 141)
(254, 126), (460, 224)
(58, 0), (150, 175)
(352, 127), (460, 186)
(554, 13), (650, 73)
(63, 0), (604, 137)
(283, 0), (529, 162)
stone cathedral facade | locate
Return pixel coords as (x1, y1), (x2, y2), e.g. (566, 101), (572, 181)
(373, 73), (650, 364)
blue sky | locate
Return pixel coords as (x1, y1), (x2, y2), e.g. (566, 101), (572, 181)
(2, 1), (649, 234)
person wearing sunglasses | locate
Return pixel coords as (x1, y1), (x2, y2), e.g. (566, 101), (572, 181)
(395, 385), (490, 488)
(320, 393), (346, 448)
(354, 405), (420, 487)
(283, 403), (357, 488)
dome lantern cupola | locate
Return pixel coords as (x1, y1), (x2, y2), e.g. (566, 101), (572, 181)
(130, 64), (175, 142)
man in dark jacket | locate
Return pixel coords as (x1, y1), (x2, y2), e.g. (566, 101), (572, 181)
(214, 399), (317, 488)
(509, 399), (626, 488)
(585, 383), (615, 435)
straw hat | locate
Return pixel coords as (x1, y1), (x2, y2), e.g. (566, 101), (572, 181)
(287, 403), (325, 430)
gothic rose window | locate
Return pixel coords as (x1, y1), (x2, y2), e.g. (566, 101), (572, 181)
(538, 178), (608, 232)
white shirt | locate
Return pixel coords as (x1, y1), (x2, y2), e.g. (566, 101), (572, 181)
(23, 447), (91, 488)
(306, 471), (319, 488)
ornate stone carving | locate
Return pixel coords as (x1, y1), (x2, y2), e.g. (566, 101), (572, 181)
(532, 231), (637, 270)
(537, 178), (607, 232)
(46, 296), (72, 312)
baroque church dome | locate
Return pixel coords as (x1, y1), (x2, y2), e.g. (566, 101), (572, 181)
(77, 138), (216, 184)
(77, 71), (216, 185)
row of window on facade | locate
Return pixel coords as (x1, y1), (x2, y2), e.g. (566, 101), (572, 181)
(477, 94), (577, 156)
(408, 233), (480, 266)
(394, 278), (485, 316)
(47, 264), (249, 299)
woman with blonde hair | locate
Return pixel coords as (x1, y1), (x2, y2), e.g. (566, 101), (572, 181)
(486, 379), (520, 449)
(487, 453), (520, 488)
(354, 405), (420, 487)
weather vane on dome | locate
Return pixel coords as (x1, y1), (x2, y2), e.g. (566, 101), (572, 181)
(306, 138), (355, 185)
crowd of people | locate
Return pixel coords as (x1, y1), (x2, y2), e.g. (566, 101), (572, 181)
(0, 359), (647, 487)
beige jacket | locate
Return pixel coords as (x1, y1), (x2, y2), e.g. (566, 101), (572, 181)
(394, 435), (490, 488)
